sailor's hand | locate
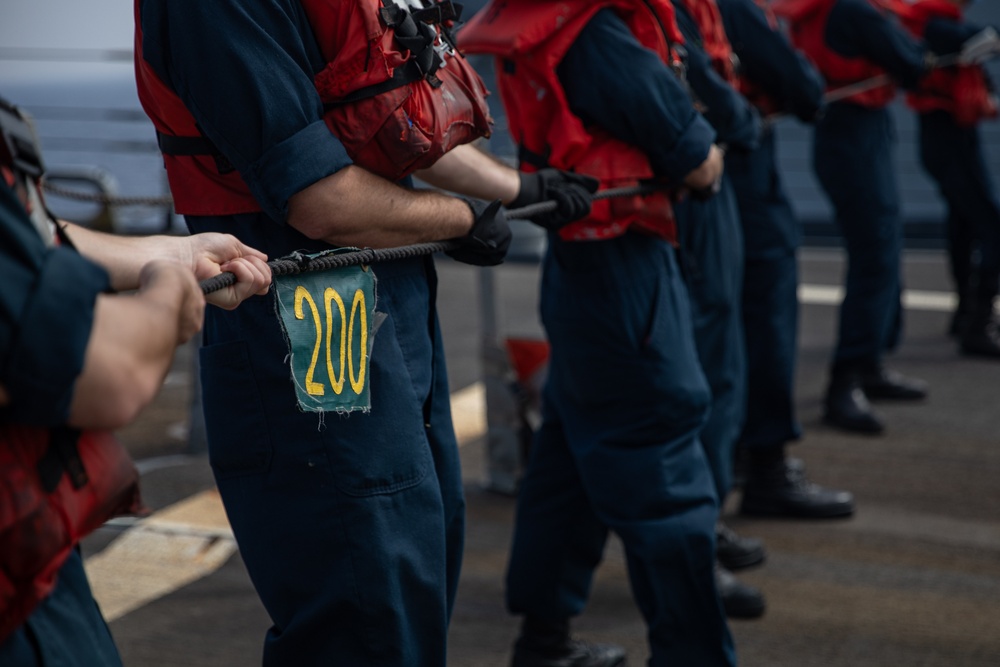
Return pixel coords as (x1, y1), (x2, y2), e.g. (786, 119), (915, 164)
(138, 260), (205, 344)
(510, 169), (599, 231)
(446, 199), (512, 267)
(959, 27), (1000, 65)
(684, 144), (725, 198)
(181, 233), (272, 309)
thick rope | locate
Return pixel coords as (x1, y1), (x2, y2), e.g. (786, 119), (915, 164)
(199, 183), (661, 294)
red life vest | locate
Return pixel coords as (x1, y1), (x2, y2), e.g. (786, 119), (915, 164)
(0, 426), (145, 642)
(735, 0), (784, 115)
(898, 0), (998, 127)
(680, 0), (739, 86)
(133, 0), (492, 217)
(773, 0), (898, 108)
(0, 98), (147, 642)
(459, 0), (686, 242)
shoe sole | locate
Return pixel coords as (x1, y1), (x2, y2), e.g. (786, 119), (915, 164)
(724, 599), (766, 620)
(960, 346), (1000, 359)
(862, 391), (927, 401)
(718, 550), (766, 571)
(739, 500), (855, 520)
(822, 414), (885, 435)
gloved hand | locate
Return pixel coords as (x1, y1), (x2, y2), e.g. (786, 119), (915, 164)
(509, 169), (600, 231)
(959, 27), (1000, 65)
(445, 199), (512, 267)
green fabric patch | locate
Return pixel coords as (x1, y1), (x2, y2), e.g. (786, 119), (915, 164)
(274, 251), (377, 413)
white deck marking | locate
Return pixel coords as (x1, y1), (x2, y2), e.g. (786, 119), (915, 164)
(85, 490), (236, 622)
(799, 285), (958, 311)
(450, 380), (486, 447)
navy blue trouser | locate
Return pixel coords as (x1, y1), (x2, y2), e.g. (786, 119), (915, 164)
(505, 233), (736, 667)
(814, 103), (903, 368)
(727, 128), (803, 449)
(918, 110), (1000, 303)
(0, 549), (122, 667)
(674, 176), (747, 499)
(189, 215), (464, 667)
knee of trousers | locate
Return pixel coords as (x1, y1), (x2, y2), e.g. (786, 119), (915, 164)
(613, 502), (718, 573)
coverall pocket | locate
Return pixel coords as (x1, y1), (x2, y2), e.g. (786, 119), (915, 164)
(321, 306), (433, 497)
(199, 340), (273, 478)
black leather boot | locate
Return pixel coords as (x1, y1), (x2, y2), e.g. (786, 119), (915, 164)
(948, 298), (971, 338)
(715, 564), (766, 619)
(860, 366), (928, 400)
(823, 364), (885, 434)
(511, 618), (627, 667)
(959, 299), (1000, 359)
(716, 521), (765, 571)
(740, 450), (855, 519)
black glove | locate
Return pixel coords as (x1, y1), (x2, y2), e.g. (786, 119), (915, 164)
(509, 169), (600, 231)
(445, 198), (512, 267)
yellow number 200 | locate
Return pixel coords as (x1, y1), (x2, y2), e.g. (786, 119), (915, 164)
(294, 285), (368, 396)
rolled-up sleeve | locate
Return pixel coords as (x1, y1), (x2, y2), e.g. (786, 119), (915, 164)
(139, 0), (354, 223)
(719, 0), (824, 123)
(247, 120), (353, 222)
(558, 9), (716, 185)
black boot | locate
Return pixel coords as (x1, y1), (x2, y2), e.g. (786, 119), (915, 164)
(948, 298), (971, 338)
(511, 618), (627, 667)
(740, 447), (855, 519)
(715, 521), (765, 571)
(860, 366), (928, 400)
(823, 364), (885, 434)
(715, 564), (766, 619)
(959, 298), (1000, 359)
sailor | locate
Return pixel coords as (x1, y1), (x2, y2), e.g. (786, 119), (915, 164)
(900, 0), (1000, 358)
(774, 0), (934, 435)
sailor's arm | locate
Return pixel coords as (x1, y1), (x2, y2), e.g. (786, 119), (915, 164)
(68, 260), (205, 429)
(60, 223), (272, 309)
(286, 164), (478, 248)
(413, 143), (521, 204)
(559, 8), (723, 189)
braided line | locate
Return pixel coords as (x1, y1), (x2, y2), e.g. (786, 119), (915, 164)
(199, 185), (663, 294)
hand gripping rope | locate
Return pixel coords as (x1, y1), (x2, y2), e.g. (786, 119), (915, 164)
(198, 184), (662, 295)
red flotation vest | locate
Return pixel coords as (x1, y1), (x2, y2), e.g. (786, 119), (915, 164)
(679, 0), (739, 86)
(0, 98), (146, 642)
(772, 0), (898, 108)
(134, 0), (492, 216)
(459, 0), (687, 242)
(898, 0), (997, 126)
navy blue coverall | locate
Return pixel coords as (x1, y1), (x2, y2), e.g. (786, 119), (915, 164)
(138, 2), (465, 665)
(917, 16), (1000, 320)
(503, 10), (737, 666)
(716, 0), (825, 451)
(669, 0), (761, 500)
(813, 0), (928, 372)
(0, 178), (122, 666)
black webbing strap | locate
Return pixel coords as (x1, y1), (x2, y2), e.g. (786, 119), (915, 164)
(37, 427), (88, 493)
(517, 144), (551, 171)
(156, 131), (234, 174)
(411, 0), (461, 25)
(324, 59), (427, 108)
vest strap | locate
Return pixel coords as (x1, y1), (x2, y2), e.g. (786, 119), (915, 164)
(517, 144), (550, 170)
(324, 59), (429, 107)
(156, 131), (235, 174)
